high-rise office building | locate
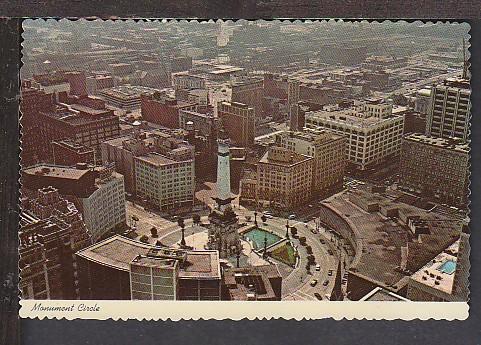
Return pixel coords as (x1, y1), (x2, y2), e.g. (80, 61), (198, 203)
(426, 78), (471, 142)
(217, 101), (255, 147)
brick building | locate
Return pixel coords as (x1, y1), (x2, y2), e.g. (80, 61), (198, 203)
(400, 134), (469, 207)
(141, 92), (196, 128)
(51, 139), (95, 166)
(19, 187), (91, 299)
(231, 77), (264, 119)
(217, 101), (255, 147)
(35, 100), (120, 162)
(20, 81), (55, 167)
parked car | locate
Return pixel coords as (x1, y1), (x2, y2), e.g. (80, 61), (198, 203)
(328, 269), (333, 276)
(310, 279), (318, 287)
(328, 249), (333, 256)
(314, 293), (323, 300)
(288, 214), (297, 220)
(323, 280), (330, 287)
(315, 264), (321, 271)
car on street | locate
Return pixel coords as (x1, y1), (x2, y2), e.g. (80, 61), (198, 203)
(314, 293), (323, 300)
(328, 269), (333, 276)
(288, 214), (297, 220)
(323, 280), (329, 286)
(327, 249), (333, 256)
(310, 279), (318, 287)
(320, 239), (325, 244)
(315, 264), (321, 271)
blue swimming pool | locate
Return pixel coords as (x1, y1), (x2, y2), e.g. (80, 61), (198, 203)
(437, 260), (456, 275)
(243, 228), (282, 250)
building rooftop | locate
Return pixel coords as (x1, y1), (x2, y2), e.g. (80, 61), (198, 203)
(70, 104), (111, 117)
(76, 235), (221, 279)
(223, 265), (282, 301)
(306, 107), (403, 129)
(52, 139), (94, 153)
(410, 250), (458, 295)
(404, 134), (470, 154)
(99, 85), (159, 100)
(23, 165), (91, 180)
(360, 287), (410, 301)
(323, 189), (462, 291)
(259, 147), (312, 167)
(135, 153), (177, 166)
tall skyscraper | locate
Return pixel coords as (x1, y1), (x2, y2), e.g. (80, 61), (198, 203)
(288, 79), (301, 131)
(426, 78), (471, 142)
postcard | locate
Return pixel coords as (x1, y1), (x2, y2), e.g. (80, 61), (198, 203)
(17, 19), (471, 320)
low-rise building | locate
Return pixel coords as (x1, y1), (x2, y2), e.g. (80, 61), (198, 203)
(76, 235), (221, 300)
(98, 85), (159, 110)
(22, 163), (126, 241)
(407, 236), (470, 302)
(222, 265), (283, 301)
(51, 139), (95, 166)
(400, 134), (469, 207)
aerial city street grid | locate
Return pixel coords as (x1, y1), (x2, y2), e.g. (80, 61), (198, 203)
(16, 20), (471, 302)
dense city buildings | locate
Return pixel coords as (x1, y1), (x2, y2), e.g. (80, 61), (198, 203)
(22, 164), (127, 241)
(18, 20), (471, 306)
(141, 92), (196, 128)
(172, 72), (206, 90)
(400, 134), (469, 207)
(217, 101), (255, 147)
(76, 235), (221, 300)
(426, 78), (471, 142)
(102, 127), (195, 195)
(19, 187), (91, 299)
(306, 98), (405, 171)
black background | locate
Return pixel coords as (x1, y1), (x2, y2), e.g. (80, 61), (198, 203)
(1, 2), (481, 344)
